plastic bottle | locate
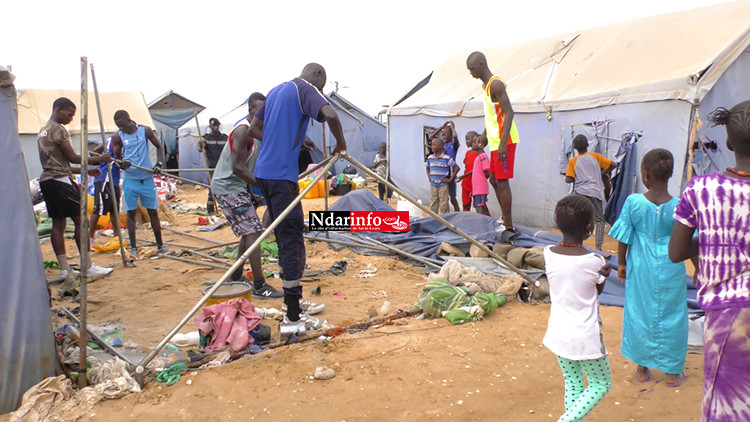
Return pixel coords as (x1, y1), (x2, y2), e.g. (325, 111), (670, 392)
(379, 300), (391, 316)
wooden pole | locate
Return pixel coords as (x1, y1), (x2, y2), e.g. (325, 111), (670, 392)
(78, 56), (90, 388)
(90, 63), (131, 266)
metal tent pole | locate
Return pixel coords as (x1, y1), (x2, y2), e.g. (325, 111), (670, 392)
(77, 56), (90, 388)
(343, 154), (536, 285)
(90, 63), (131, 266)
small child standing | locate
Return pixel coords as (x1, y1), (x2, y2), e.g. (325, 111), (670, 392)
(460, 131), (479, 211)
(425, 138), (459, 214)
(565, 134), (617, 250)
(371, 142), (392, 202)
(470, 138), (491, 215)
(543, 195), (612, 421)
(609, 149), (688, 387)
(669, 100), (750, 421)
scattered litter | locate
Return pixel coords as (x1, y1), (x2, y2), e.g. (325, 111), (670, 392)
(371, 290), (388, 300)
(156, 363), (189, 386)
(313, 366), (336, 380)
(326, 260), (348, 276)
(199, 350), (232, 369)
(353, 263), (377, 278)
(333, 291), (347, 300)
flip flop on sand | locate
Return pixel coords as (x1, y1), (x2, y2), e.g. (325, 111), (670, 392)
(665, 373), (687, 387)
(633, 368), (651, 383)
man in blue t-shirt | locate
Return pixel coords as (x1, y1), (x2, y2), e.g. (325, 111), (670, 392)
(249, 63), (347, 327)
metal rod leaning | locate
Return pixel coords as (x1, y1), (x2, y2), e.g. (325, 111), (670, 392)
(298, 155), (335, 179)
(343, 155), (536, 285)
(158, 253), (230, 270)
(135, 154), (340, 373)
(363, 236), (442, 269)
(191, 240), (240, 252)
(90, 63), (131, 267)
(89, 150), (212, 189)
(162, 226), (224, 244)
(331, 232), (442, 265)
(303, 234), (390, 253)
(62, 307), (136, 368)
(182, 249), (234, 266)
(161, 168), (215, 173)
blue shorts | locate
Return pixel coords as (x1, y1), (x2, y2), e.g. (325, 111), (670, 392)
(473, 194), (488, 208)
(122, 177), (158, 211)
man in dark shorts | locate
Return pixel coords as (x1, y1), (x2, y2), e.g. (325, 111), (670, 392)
(37, 97), (114, 281)
(249, 63), (347, 329)
(210, 92), (283, 300)
(199, 117), (228, 214)
(88, 137), (121, 241)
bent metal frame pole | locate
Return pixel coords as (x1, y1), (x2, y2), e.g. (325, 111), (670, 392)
(90, 63), (130, 266)
(363, 236), (442, 270)
(135, 154), (339, 373)
(343, 155), (536, 286)
(78, 56), (90, 388)
(90, 150), (212, 189)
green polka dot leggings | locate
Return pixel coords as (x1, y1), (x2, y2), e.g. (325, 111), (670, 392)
(555, 355), (612, 421)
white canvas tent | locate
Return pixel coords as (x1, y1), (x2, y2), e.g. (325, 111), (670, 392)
(16, 89), (155, 181)
(388, 0), (750, 229)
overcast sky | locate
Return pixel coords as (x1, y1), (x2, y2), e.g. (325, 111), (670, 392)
(3, 0), (733, 122)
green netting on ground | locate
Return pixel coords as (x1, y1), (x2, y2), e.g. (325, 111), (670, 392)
(413, 278), (507, 320)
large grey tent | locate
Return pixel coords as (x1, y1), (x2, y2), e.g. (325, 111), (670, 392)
(305, 91), (387, 176)
(388, 1), (750, 229)
(0, 67), (56, 413)
(148, 91), (205, 182)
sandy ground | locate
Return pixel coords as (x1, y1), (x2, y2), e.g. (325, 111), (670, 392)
(4, 184), (703, 421)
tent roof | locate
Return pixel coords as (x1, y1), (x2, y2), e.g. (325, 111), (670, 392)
(16, 89), (155, 135)
(327, 91), (386, 129)
(391, 0), (750, 116)
(148, 90), (205, 112)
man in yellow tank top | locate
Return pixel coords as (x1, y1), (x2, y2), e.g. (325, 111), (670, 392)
(467, 51), (520, 236)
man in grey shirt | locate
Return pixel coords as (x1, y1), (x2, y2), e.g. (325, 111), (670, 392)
(210, 92), (282, 299)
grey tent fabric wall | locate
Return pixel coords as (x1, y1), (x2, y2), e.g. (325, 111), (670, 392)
(0, 80), (57, 413)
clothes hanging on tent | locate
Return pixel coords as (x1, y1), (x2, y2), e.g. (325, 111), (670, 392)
(604, 133), (639, 225)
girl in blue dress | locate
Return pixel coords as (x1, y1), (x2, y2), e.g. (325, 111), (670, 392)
(609, 148), (689, 387)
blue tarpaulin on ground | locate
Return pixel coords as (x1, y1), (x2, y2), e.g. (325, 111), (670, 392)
(310, 189), (699, 311)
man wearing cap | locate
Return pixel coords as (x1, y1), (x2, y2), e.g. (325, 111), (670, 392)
(199, 117), (228, 214)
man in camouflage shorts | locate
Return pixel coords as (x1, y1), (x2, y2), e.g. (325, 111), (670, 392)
(210, 92), (282, 299)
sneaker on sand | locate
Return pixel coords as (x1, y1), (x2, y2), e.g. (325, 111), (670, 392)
(252, 282), (284, 300)
(86, 264), (113, 281)
(283, 313), (332, 331)
(130, 248), (139, 260)
(58, 268), (80, 282)
(157, 245), (173, 255)
(282, 298), (326, 315)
